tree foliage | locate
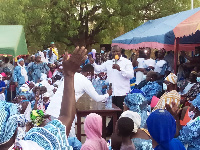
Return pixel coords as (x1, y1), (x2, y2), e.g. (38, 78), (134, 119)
(0, 0), (199, 54)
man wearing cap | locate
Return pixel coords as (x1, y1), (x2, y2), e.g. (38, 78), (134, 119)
(153, 73), (181, 111)
(47, 42), (58, 63)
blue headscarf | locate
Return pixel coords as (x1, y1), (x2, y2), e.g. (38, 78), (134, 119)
(191, 94), (200, 111)
(0, 101), (19, 144)
(147, 109), (185, 150)
(17, 58), (24, 63)
(88, 52), (93, 57)
(124, 90), (146, 112)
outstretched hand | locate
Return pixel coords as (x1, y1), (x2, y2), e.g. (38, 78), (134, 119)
(165, 102), (181, 119)
(63, 46), (87, 76)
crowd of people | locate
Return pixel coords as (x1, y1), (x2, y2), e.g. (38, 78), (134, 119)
(0, 43), (200, 150)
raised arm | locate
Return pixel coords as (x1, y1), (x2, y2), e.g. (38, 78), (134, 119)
(58, 46), (87, 135)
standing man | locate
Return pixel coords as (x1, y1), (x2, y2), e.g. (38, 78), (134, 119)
(48, 42), (58, 63)
(90, 45), (134, 135)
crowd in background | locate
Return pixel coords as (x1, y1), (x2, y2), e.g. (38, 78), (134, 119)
(1, 43), (200, 150)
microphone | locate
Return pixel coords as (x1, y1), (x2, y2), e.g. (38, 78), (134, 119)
(114, 55), (119, 64)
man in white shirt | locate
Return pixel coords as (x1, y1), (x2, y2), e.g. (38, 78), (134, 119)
(90, 45), (134, 135)
(46, 64), (112, 137)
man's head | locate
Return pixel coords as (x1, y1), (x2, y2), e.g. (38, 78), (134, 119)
(144, 47), (151, 59)
(158, 49), (166, 59)
(4, 57), (9, 63)
(121, 49), (125, 55)
(189, 71), (197, 83)
(50, 42), (55, 48)
(146, 71), (158, 82)
(112, 45), (121, 59)
(81, 64), (94, 77)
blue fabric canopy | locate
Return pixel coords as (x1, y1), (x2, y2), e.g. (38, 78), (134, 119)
(112, 7), (200, 51)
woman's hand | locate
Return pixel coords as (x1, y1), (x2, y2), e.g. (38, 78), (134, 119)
(62, 46), (87, 76)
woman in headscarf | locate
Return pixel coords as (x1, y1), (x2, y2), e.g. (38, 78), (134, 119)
(153, 73), (180, 111)
(166, 94), (200, 150)
(146, 109), (185, 150)
(29, 53), (50, 83)
(0, 46), (87, 150)
(111, 111), (153, 150)
(81, 113), (108, 150)
(13, 58), (28, 94)
(124, 89), (149, 128)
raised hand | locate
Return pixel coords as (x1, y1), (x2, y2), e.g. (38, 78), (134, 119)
(63, 46), (87, 76)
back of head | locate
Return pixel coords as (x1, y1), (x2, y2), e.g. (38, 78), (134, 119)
(84, 113), (102, 139)
(146, 109), (176, 147)
(82, 64), (94, 73)
(117, 117), (134, 137)
(120, 110), (141, 133)
(4, 57), (9, 63)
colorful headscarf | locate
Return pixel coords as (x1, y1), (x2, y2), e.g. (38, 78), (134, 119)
(0, 101), (19, 145)
(165, 73), (177, 84)
(147, 109), (185, 150)
(120, 110), (141, 133)
(81, 113), (108, 150)
(30, 110), (44, 127)
(124, 91), (146, 112)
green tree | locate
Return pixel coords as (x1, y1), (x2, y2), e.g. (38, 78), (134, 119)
(0, 0), (199, 54)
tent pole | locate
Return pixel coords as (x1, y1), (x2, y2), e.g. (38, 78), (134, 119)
(174, 37), (179, 75)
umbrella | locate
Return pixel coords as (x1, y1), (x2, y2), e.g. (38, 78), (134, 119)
(112, 7), (200, 73)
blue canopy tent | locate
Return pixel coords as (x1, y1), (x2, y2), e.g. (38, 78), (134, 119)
(112, 7), (200, 73)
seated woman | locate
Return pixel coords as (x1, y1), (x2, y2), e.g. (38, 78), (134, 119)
(166, 94), (200, 150)
(146, 109), (185, 150)
(0, 46), (87, 150)
(81, 113), (108, 150)
(184, 72), (200, 102)
(124, 90), (149, 128)
(139, 71), (162, 103)
(111, 111), (153, 150)
(179, 71), (197, 96)
(153, 73), (181, 111)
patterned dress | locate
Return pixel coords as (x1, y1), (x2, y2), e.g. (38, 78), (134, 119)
(178, 116), (200, 150)
(132, 138), (153, 150)
(153, 90), (181, 111)
(186, 83), (200, 100)
(140, 81), (162, 103)
(24, 119), (73, 150)
(29, 62), (49, 83)
(125, 92), (150, 128)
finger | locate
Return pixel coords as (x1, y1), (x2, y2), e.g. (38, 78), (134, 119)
(73, 46), (80, 54)
(63, 52), (68, 62)
(77, 46), (85, 54)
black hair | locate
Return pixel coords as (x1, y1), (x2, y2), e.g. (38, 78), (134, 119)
(117, 117), (134, 137)
(139, 50), (146, 58)
(82, 64), (94, 73)
(121, 49), (125, 54)
(155, 51), (158, 58)
(4, 57), (9, 63)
